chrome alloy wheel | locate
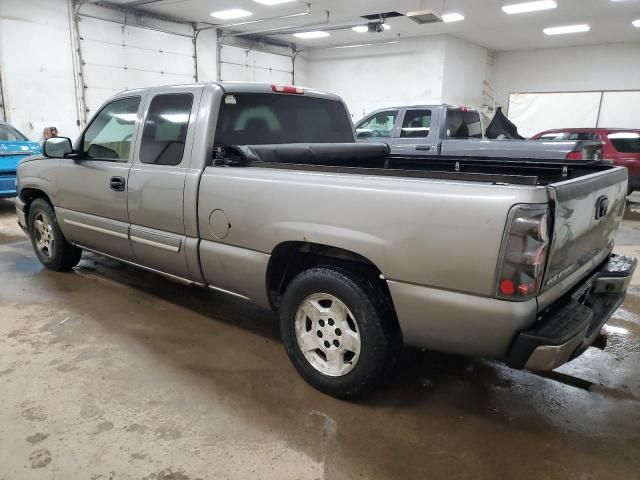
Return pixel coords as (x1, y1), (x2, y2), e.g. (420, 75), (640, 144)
(32, 212), (55, 258)
(294, 293), (361, 377)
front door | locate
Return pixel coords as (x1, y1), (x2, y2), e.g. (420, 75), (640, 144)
(55, 95), (144, 260)
(126, 87), (200, 279)
(389, 108), (438, 155)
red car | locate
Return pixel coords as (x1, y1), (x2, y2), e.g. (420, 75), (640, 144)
(531, 128), (640, 195)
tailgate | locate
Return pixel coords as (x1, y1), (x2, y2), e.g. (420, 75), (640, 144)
(541, 166), (627, 295)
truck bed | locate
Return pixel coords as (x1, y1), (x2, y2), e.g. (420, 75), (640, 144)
(219, 143), (614, 187)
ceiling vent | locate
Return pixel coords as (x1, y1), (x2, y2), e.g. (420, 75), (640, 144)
(361, 11), (404, 21)
(406, 9), (443, 25)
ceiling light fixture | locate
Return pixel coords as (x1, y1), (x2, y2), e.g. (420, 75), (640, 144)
(442, 13), (465, 22)
(502, 1), (557, 14)
(633, 19), (640, 28)
(352, 24), (391, 32)
(210, 9), (252, 20)
(543, 24), (590, 35)
(294, 31), (330, 39)
(253, 0), (297, 5)
(330, 39), (400, 49)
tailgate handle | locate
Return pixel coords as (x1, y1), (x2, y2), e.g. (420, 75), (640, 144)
(110, 176), (126, 192)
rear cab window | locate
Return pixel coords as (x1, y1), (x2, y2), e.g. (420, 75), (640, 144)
(445, 109), (482, 139)
(607, 132), (640, 154)
(215, 93), (354, 146)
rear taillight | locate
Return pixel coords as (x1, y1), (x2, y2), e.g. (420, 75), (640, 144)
(495, 205), (550, 300)
(271, 84), (304, 94)
(566, 151), (583, 160)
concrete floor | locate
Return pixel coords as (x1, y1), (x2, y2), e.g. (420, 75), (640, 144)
(0, 198), (639, 480)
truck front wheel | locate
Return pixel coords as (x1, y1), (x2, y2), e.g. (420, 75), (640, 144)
(28, 199), (82, 271)
(279, 266), (399, 399)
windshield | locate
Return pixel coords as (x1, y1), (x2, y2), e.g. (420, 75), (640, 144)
(0, 123), (29, 141)
(608, 132), (640, 154)
(215, 93), (354, 145)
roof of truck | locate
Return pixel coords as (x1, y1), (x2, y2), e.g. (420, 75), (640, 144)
(106, 82), (343, 103)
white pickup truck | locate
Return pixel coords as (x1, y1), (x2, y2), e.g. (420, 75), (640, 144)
(16, 83), (635, 399)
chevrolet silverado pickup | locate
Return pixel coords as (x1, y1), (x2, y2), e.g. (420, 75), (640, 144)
(356, 104), (603, 161)
(16, 83), (635, 399)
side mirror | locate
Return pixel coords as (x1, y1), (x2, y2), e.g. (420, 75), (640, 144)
(43, 137), (76, 159)
(356, 130), (373, 139)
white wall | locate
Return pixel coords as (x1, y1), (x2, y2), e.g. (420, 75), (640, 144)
(491, 42), (640, 110)
(196, 29), (219, 83)
(303, 35), (490, 122)
(441, 36), (488, 109)
(304, 36), (447, 121)
(0, 0), (79, 140)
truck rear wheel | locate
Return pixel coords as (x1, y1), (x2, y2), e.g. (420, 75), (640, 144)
(28, 199), (82, 271)
(279, 266), (399, 399)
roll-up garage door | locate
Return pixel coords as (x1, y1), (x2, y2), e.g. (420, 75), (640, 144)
(78, 16), (196, 117)
(219, 44), (292, 84)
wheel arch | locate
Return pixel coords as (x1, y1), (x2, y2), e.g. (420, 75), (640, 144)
(266, 241), (401, 335)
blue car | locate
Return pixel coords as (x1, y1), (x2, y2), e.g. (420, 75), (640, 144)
(0, 121), (41, 198)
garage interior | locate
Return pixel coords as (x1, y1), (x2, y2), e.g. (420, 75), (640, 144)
(1, 0), (640, 479)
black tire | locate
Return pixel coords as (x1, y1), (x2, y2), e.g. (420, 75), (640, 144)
(279, 266), (401, 399)
(28, 198), (82, 271)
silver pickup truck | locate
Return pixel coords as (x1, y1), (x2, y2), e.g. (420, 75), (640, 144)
(16, 83), (636, 399)
(356, 104), (603, 160)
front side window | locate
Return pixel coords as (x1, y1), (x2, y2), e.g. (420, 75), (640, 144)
(140, 94), (193, 166)
(0, 123), (28, 141)
(215, 93), (354, 145)
(355, 110), (398, 138)
(446, 109), (482, 139)
(83, 97), (140, 162)
(608, 132), (640, 153)
(401, 110), (432, 138)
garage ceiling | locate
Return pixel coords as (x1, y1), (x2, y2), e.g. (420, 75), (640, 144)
(105, 0), (640, 51)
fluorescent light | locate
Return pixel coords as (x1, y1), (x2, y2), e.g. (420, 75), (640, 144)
(210, 9), (252, 20)
(331, 40), (399, 49)
(442, 12), (465, 22)
(633, 19), (640, 28)
(502, 1), (557, 14)
(543, 24), (590, 35)
(253, 0), (296, 4)
(294, 31), (330, 39)
(351, 24), (391, 32)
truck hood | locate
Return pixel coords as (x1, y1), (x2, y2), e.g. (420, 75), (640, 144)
(0, 140), (41, 173)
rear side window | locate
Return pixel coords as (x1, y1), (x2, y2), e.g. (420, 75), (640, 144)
(140, 93), (193, 165)
(608, 132), (640, 153)
(400, 110), (431, 138)
(567, 132), (600, 141)
(0, 123), (28, 141)
(215, 93), (354, 145)
(446, 109), (482, 139)
(538, 132), (566, 140)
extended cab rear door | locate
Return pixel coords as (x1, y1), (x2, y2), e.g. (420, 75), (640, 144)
(127, 86), (202, 278)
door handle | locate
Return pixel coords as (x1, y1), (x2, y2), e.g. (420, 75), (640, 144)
(416, 145), (431, 151)
(110, 176), (125, 192)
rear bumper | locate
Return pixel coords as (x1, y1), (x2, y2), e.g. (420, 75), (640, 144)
(507, 254), (636, 371)
(0, 172), (17, 198)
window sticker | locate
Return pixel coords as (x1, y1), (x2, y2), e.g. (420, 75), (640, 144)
(225, 95), (237, 105)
